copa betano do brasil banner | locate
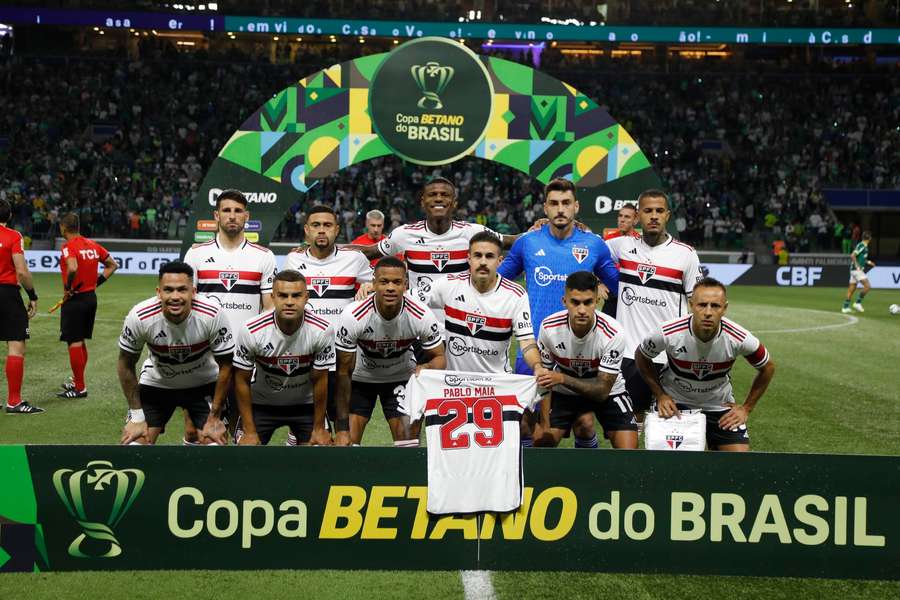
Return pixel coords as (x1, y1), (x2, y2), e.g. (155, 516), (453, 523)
(1, 446), (897, 578)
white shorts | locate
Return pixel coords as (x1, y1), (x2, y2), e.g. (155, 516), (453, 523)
(849, 269), (868, 285)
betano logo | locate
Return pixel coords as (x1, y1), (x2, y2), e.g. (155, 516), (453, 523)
(52, 461), (145, 558)
(208, 188), (278, 207)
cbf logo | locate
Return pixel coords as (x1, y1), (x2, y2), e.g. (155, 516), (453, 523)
(691, 360), (712, 379)
(52, 461), (145, 558)
(465, 314), (486, 335)
(571, 246), (589, 264)
(411, 61), (454, 110)
(277, 356), (300, 375)
(309, 277), (330, 296)
(666, 435), (684, 449)
(430, 251), (450, 271)
(169, 344), (191, 363)
(219, 271), (239, 290)
(637, 264), (657, 284)
(376, 340), (398, 357)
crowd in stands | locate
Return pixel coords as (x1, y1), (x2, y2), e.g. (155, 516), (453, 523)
(1, 36), (897, 254)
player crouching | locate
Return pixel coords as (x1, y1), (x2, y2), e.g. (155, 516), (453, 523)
(119, 261), (234, 445)
(233, 270), (339, 446)
(636, 278), (776, 451)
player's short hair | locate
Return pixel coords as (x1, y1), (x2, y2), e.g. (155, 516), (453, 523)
(421, 176), (457, 198)
(215, 189), (247, 208)
(619, 203), (637, 214)
(862, 231), (872, 241)
(469, 230), (502, 251)
(0, 199), (12, 223)
(565, 271), (599, 293)
(374, 256), (407, 275)
(366, 209), (385, 222)
(637, 189), (669, 208)
(544, 178), (576, 199)
(159, 260), (194, 280)
(693, 277), (727, 296)
(60, 212), (80, 232)
(307, 204), (337, 220)
(274, 270), (306, 285)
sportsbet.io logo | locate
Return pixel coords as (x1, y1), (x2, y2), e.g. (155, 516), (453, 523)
(369, 37), (494, 165)
(52, 461), (145, 558)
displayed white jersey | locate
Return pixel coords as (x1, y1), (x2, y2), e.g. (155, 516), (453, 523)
(183, 235), (277, 333)
(606, 233), (702, 362)
(283, 247), (373, 325)
(425, 273), (532, 373)
(538, 309), (627, 396)
(118, 295), (234, 389)
(335, 295), (442, 383)
(400, 370), (538, 514)
(233, 309), (335, 406)
(638, 315), (770, 410)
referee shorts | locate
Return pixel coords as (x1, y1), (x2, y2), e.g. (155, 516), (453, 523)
(0, 285), (29, 341)
(60, 291), (97, 343)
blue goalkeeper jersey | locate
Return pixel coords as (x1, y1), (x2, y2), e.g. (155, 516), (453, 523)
(498, 226), (619, 356)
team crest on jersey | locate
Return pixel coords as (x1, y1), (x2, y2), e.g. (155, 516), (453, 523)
(309, 277), (330, 296)
(666, 435), (684, 449)
(430, 251), (450, 271)
(376, 340), (398, 356)
(637, 263), (657, 284)
(168, 344), (191, 363)
(691, 360), (712, 379)
(465, 314), (487, 335)
(219, 271), (239, 290)
(277, 356), (300, 375)
(571, 246), (589, 264)
(570, 358), (593, 376)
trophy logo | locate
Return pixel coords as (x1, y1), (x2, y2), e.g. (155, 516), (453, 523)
(410, 62), (454, 110)
(52, 460), (145, 558)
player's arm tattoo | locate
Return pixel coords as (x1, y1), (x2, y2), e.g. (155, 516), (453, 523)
(334, 350), (357, 433)
(742, 359), (776, 413)
(520, 341), (542, 371)
(117, 349), (142, 409)
(559, 371), (616, 402)
(210, 355), (233, 418)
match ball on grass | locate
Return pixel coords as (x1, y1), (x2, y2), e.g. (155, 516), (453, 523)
(889, 304), (900, 315)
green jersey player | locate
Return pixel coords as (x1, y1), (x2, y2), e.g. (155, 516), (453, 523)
(842, 231), (874, 314)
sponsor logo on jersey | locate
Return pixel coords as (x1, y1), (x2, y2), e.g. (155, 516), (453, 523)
(277, 356), (300, 375)
(465, 314), (486, 334)
(571, 246), (589, 264)
(454, 294), (466, 302)
(309, 277), (330, 296)
(555, 342), (566, 350)
(444, 373), (492, 386)
(430, 251), (450, 271)
(154, 331), (167, 340)
(666, 434), (684, 449)
(621, 286), (668, 307)
(219, 271), (239, 290)
(534, 266), (567, 287)
(675, 346), (687, 354)
(169, 344), (191, 363)
(691, 360), (712, 379)
(535, 248), (546, 256)
(448, 336), (500, 358)
(637, 263), (657, 283)
(204, 256), (216, 263)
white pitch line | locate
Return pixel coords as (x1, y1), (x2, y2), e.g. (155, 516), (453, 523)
(460, 570), (497, 600)
(741, 307), (860, 334)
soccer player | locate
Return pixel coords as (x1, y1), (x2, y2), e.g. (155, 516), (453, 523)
(842, 231), (875, 314)
(232, 270), (338, 446)
(605, 189), (702, 421)
(0, 199), (42, 414)
(635, 278), (776, 451)
(56, 212), (118, 399)
(118, 262), (234, 445)
(335, 257), (445, 445)
(535, 271), (637, 449)
(603, 203), (640, 241)
(425, 231), (541, 374)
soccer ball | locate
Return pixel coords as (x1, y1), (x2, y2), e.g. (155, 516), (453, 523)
(890, 304), (900, 315)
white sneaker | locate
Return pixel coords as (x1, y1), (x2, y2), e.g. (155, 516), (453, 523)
(841, 307), (852, 314)
(853, 303), (865, 313)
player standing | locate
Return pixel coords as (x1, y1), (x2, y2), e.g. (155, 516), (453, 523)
(232, 270), (338, 446)
(605, 189), (702, 422)
(0, 199), (42, 414)
(635, 278), (776, 451)
(118, 262), (234, 445)
(56, 212), (118, 399)
(535, 272), (637, 449)
(335, 257), (445, 445)
(842, 231), (875, 314)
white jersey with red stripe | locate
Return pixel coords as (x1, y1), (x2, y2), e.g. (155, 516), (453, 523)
(118, 295), (234, 389)
(183, 235), (277, 333)
(638, 315), (770, 410)
(283, 247), (373, 325)
(400, 370), (538, 514)
(425, 273), (532, 373)
(233, 309), (335, 407)
(335, 295), (442, 383)
(537, 309), (627, 396)
(606, 233), (702, 363)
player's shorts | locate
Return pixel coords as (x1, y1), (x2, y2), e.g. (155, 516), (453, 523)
(549, 391), (638, 435)
(621, 357), (661, 412)
(676, 403), (750, 448)
(350, 380), (407, 419)
(849, 269), (868, 284)
(59, 291), (97, 342)
(240, 403), (314, 446)
(139, 382), (214, 430)
(0, 285), (29, 341)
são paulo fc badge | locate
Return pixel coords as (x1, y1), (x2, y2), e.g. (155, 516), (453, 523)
(571, 246), (589, 264)
(691, 360), (712, 379)
(637, 263), (657, 284)
(430, 251), (450, 271)
(308, 277), (330, 296)
(219, 271), (239, 290)
(666, 434), (684, 449)
(465, 314), (486, 335)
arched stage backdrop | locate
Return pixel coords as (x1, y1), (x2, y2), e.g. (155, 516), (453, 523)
(182, 37), (660, 252)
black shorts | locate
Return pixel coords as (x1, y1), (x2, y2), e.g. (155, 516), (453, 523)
(350, 380), (407, 419)
(677, 404), (751, 448)
(240, 403), (314, 446)
(140, 382), (214, 430)
(0, 285), (29, 341)
(59, 291), (97, 342)
(550, 391), (638, 435)
(621, 357), (661, 412)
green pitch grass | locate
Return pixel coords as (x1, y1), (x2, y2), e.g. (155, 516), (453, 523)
(2, 274), (899, 598)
